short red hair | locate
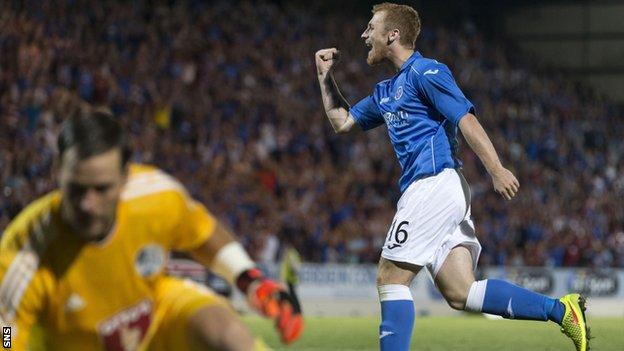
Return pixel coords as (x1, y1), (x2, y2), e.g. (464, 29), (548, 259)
(372, 2), (421, 48)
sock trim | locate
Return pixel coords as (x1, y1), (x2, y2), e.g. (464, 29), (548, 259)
(465, 279), (487, 312)
(378, 284), (413, 302)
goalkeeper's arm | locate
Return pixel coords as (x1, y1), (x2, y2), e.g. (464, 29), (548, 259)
(189, 222), (303, 344)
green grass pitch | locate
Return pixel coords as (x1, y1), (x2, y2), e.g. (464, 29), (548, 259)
(244, 315), (624, 351)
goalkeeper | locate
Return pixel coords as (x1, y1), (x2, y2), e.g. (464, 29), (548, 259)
(0, 109), (303, 351)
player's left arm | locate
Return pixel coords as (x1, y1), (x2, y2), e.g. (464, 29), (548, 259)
(458, 113), (519, 200)
(173, 194), (303, 344)
(415, 62), (519, 200)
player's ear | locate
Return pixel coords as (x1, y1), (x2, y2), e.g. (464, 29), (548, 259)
(387, 29), (400, 45)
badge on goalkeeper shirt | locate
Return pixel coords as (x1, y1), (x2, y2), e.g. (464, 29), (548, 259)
(135, 244), (165, 277)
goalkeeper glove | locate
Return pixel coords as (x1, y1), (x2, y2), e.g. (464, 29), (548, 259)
(237, 268), (303, 344)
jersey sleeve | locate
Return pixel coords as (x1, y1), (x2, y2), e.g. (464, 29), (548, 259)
(125, 167), (219, 252)
(415, 63), (474, 125)
(0, 250), (46, 351)
(170, 192), (218, 251)
(349, 94), (384, 131)
(0, 193), (58, 350)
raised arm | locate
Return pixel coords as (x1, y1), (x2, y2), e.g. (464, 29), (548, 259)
(315, 48), (356, 134)
(458, 113), (519, 200)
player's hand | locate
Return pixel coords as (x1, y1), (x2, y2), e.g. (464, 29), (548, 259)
(315, 48), (340, 76)
(249, 278), (304, 344)
(491, 167), (519, 200)
(238, 269), (303, 344)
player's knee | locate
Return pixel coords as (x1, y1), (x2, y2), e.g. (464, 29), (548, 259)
(219, 319), (256, 350)
(377, 268), (409, 286)
(189, 306), (255, 351)
(377, 259), (417, 286)
(376, 269), (389, 286)
(202, 318), (255, 351)
(447, 299), (466, 310)
(442, 289), (468, 310)
(376, 265), (391, 286)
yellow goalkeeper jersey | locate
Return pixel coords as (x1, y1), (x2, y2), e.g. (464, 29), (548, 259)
(0, 164), (217, 351)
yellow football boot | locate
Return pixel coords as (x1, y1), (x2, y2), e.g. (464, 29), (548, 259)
(559, 293), (591, 351)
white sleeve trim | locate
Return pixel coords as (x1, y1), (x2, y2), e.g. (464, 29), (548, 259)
(210, 242), (255, 286)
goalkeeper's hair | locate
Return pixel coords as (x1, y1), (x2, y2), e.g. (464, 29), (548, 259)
(57, 107), (132, 166)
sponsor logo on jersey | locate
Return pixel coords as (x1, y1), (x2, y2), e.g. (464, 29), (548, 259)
(98, 299), (152, 351)
(383, 110), (409, 128)
(135, 244), (165, 278)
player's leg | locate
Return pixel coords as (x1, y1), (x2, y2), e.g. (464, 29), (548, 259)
(187, 304), (258, 351)
(435, 245), (565, 323)
(148, 276), (268, 351)
(430, 170), (590, 350)
(377, 257), (420, 351)
(435, 245), (591, 350)
(376, 169), (467, 351)
(431, 245), (475, 310)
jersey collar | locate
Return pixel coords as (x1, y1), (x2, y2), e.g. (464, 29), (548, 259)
(399, 51), (422, 72)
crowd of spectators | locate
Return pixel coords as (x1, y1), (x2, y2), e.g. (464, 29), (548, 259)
(1, 0), (623, 268)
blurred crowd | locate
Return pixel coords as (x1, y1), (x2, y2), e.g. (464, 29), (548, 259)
(1, 1), (623, 268)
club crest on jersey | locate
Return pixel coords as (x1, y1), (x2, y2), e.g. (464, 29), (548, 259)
(134, 244), (165, 277)
(394, 86), (403, 100)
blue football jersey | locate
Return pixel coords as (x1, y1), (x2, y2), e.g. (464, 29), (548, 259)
(349, 51), (474, 193)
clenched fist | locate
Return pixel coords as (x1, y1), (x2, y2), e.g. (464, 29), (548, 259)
(315, 48), (340, 76)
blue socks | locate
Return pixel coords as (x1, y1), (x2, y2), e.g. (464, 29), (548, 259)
(545, 296), (565, 324)
(378, 284), (415, 351)
(378, 279), (566, 351)
(466, 279), (564, 324)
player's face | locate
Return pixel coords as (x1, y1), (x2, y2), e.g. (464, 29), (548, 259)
(361, 11), (390, 65)
(59, 147), (127, 241)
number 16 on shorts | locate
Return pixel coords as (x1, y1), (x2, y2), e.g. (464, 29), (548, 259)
(385, 219), (409, 250)
(2, 326), (10, 349)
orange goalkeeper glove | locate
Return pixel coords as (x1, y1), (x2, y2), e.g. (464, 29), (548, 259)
(237, 268), (303, 344)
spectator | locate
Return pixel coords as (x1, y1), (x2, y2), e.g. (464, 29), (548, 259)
(1, 0), (622, 267)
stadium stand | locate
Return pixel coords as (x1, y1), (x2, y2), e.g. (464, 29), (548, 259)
(1, 0), (623, 268)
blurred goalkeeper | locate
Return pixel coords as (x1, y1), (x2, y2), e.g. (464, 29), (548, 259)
(316, 2), (588, 351)
(0, 109), (302, 351)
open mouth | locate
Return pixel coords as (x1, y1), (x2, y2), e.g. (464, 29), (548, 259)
(366, 42), (372, 49)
